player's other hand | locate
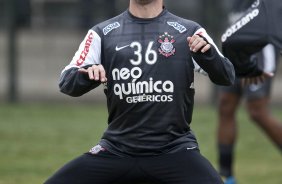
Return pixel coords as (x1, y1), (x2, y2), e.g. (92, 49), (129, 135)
(187, 35), (211, 53)
(241, 72), (274, 86)
(78, 64), (107, 83)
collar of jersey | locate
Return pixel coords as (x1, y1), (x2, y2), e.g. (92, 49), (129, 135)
(125, 7), (168, 23)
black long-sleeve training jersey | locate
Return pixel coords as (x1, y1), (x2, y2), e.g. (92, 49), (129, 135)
(221, 0), (282, 77)
(59, 8), (235, 156)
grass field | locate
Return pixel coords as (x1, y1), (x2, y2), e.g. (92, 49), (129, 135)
(0, 103), (281, 184)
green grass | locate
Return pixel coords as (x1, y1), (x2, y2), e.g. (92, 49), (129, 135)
(0, 103), (281, 184)
(192, 105), (282, 184)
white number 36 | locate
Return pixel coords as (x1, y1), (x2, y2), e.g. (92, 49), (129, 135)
(130, 41), (157, 65)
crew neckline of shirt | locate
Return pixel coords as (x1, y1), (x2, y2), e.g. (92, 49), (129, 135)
(125, 7), (168, 22)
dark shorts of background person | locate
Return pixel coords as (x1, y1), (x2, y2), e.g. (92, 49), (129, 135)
(44, 147), (223, 184)
(218, 77), (273, 101)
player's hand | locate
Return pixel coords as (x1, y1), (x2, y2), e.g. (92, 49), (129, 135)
(241, 72), (274, 86)
(78, 64), (107, 83)
(187, 35), (211, 53)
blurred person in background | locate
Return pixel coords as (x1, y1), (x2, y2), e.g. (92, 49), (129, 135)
(15, 0), (31, 28)
(45, 0), (235, 183)
(217, 0), (282, 184)
(79, 0), (118, 29)
(221, 0), (282, 77)
(79, 0), (95, 29)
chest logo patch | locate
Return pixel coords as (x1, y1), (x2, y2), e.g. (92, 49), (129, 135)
(103, 22), (120, 35)
(158, 32), (176, 58)
(167, 21), (187, 33)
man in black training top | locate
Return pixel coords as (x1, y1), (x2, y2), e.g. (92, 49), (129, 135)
(45, 0), (235, 183)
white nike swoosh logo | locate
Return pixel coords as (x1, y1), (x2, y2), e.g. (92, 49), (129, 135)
(187, 146), (197, 150)
(249, 84), (262, 92)
(115, 45), (130, 51)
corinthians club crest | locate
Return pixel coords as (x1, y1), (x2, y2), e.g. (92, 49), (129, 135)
(158, 32), (176, 57)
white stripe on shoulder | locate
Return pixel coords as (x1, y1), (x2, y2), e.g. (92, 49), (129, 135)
(194, 28), (224, 57)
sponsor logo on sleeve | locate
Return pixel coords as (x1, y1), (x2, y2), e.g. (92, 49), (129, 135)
(103, 22), (120, 35)
(76, 31), (94, 66)
(221, 8), (260, 42)
(167, 21), (187, 33)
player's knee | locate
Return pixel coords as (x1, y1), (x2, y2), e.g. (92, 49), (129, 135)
(248, 108), (264, 124)
(218, 95), (238, 119)
(218, 102), (236, 120)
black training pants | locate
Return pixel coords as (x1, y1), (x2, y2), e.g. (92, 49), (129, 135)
(44, 149), (223, 184)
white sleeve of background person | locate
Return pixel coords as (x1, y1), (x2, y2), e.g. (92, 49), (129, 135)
(62, 30), (102, 73)
(262, 44), (276, 73)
